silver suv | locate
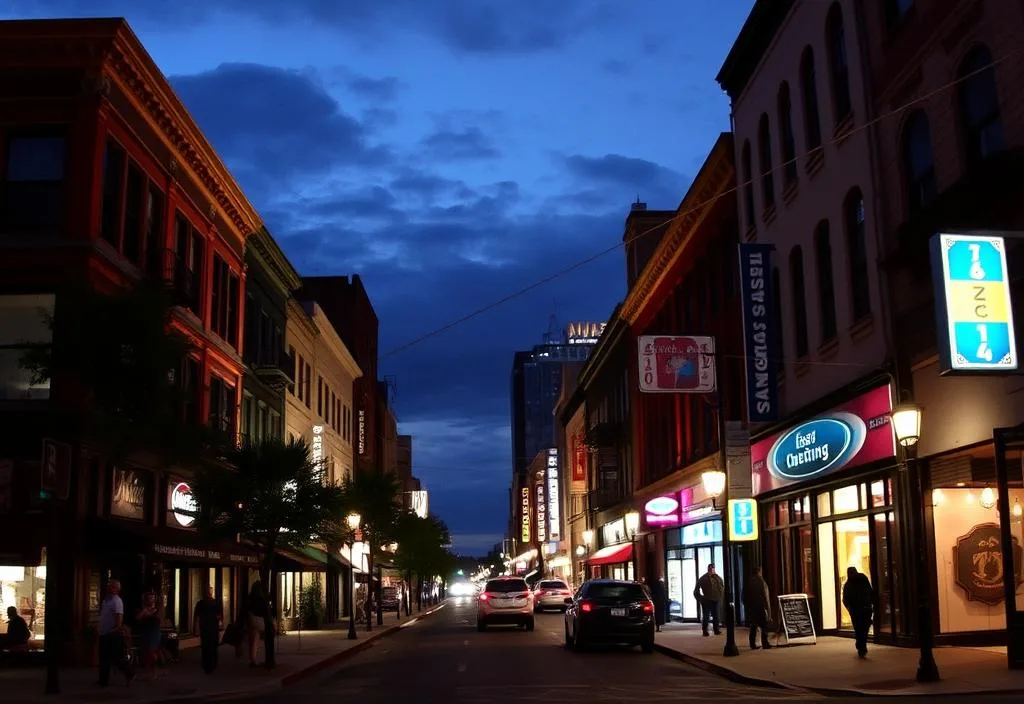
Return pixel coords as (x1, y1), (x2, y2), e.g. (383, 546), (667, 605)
(477, 577), (534, 631)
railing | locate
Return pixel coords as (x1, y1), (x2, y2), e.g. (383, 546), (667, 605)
(149, 248), (200, 314)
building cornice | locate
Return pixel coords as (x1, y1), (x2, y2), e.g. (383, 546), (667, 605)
(287, 297), (319, 341)
(248, 227), (302, 297)
(620, 134), (735, 326)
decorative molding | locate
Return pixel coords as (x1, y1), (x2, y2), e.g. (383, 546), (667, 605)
(248, 227), (302, 295)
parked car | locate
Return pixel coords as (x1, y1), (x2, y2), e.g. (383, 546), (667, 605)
(563, 579), (655, 653)
(532, 579), (571, 612)
(477, 577), (534, 631)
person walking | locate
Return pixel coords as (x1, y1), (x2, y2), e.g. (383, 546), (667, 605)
(648, 577), (668, 632)
(694, 564), (724, 637)
(246, 581), (267, 667)
(193, 586), (223, 674)
(135, 592), (162, 680)
(743, 566), (772, 650)
(97, 579), (135, 687)
(842, 566), (874, 658)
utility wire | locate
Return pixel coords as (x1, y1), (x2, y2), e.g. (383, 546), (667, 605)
(379, 46), (1023, 361)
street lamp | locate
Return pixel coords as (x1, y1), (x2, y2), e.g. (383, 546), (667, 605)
(702, 468), (739, 657)
(346, 513), (361, 640)
(890, 400), (940, 682)
(624, 511), (640, 581)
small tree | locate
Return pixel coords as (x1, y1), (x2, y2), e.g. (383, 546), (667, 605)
(190, 437), (345, 667)
(394, 513), (456, 611)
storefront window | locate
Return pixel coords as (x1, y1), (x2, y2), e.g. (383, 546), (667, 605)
(665, 520), (723, 622)
(0, 560), (45, 640)
(817, 492), (832, 517)
(833, 485), (859, 514)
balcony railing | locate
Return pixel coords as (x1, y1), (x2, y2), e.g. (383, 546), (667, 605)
(251, 349), (293, 391)
(148, 248), (201, 314)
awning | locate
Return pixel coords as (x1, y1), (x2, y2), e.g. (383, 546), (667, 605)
(586, 542), (633, 567)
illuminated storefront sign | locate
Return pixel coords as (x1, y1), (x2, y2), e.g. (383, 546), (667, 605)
(411, 490), (429, 518)
(931, 233), (1018, 373)
(169, 481), (197, 528)
(357, 410), (366, 455)
(738, 242), (778, 421)
(751, 385), (895, 495)
(571, 430), (587, 483)
(536, 477), (547, 543)
(638, 335), (716, 393)
(567, 321), (606, 344)
(643, 488), (694, 527)
(546, 449), (561, 541)
(311, 424), (324, 472)
(520, 487), (531, 543)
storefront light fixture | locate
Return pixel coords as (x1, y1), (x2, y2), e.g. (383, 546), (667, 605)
(1014, 499), (1023, 518)
(582, 529), (594, 546)
(980, 487), (996, 510)
(347, 513), (361, 530)
(702, 470), (727, 500)
(624, 511), (640, 538)
(575, 544), (586, 556)
(890, 401), (922, 447)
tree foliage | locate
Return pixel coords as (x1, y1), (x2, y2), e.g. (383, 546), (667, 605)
(339, 467), (402, 551)
(393, 512), (456, 580)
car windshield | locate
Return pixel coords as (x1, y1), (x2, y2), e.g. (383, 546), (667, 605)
(539, 581), (567, 590)
(585, 583), (649, 602)
(485, 580), (527, 593)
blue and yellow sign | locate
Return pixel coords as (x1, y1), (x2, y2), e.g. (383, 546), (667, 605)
(727, 499), (758, 542)
(931, 233), (1017, 373)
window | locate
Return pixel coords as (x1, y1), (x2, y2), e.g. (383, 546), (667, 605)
(800, 47), (823, 151)
(0, 133), (67, 234)
(902, 110), (936, 215)
(826, 4), (852, 124)
(777, 82), (798, 186)
(241, 393), (254, 443)
(244, 295), (258, 364)
(100, 139), (126, 247)
(145, 184), (165, 277)
(173, 214), (203, 316)
(297, 355), (305, 402)
(0, 294), (55, 400)
(790, 246), (810, 358)
(123, 162), (145, 265)
(287, 346), (296, 395)
(210, 254), (240, 348)
(814, 221), (837, 342)
(884, 0), (914, 31)
(845, 189), (871, 321)
(757, 114), (775, 209)
(208, 375), (236, 435)
(741, 141), (755, 229)
(303, 362), (311, 408)
(957, 44), (1004, 166)
(317, 376), (323, 416)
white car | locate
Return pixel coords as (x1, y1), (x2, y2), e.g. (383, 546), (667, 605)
(533, 579), (571, 612)
(477, 577), (534, 631)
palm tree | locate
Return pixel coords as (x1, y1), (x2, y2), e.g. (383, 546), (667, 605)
(394, 513), (455, 612)
(339, 467), (401, 628)
(190, 437), (345, 667)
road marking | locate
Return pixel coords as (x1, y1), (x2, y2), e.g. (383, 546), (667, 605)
(399, 617), (419, 628)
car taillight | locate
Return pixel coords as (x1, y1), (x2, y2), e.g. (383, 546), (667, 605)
(535, 590), (546, 596)
(642, 601), (654, 613)
(479, 593), (489, 601)
(580, 601), (593, 612)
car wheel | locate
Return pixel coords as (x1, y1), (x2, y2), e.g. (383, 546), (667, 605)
(526, 618), (535, 632)
(477, 620), (486, 632)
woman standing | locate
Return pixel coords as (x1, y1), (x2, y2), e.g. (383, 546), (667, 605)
(246, 581), (267, 667)
(135, 592), (162, 680)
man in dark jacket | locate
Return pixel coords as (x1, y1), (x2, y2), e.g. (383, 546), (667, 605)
(649, 577), (668, 632)
(742, 567), (772, 650)
(842, 566), (874, 657)
(694, 564), (724, 636)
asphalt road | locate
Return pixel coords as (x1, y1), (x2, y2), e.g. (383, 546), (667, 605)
(242, 598), (1023, 703)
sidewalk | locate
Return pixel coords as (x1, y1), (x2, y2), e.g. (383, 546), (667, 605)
(0, 603), (445, 703)
(654, 622), (1024, 696)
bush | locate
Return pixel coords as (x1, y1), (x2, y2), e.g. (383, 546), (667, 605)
(299, 580), (324, 630)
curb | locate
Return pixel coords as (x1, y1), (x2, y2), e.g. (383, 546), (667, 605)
(653, 643), (1024, 698)
(151, 602), (447, 703)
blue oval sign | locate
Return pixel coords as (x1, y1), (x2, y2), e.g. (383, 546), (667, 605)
(767, 412), (867, 481)
(645, 495), (679, 516)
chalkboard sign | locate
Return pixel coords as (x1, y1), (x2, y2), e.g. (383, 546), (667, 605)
(777, 593), (816, 645)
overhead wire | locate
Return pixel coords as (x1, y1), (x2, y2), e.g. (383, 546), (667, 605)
(379, 45), (1024, 361)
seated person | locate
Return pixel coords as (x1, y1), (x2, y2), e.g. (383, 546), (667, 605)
(1, 606), (31, 649)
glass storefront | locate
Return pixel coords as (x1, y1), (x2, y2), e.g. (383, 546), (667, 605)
(0, 558), (45, 640)
(762, 475), (901, 635)
(664, 520), (723, 621)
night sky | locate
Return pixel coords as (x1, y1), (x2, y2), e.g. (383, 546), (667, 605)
(7, 0), (754, 555)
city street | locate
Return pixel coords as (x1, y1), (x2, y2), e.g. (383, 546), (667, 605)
(246, 596), (813, 703)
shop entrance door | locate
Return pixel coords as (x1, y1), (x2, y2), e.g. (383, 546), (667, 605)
(835, 516), (871, 630)
(680, 550), (697, 619)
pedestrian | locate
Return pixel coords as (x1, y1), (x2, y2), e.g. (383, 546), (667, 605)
(743, 566), (772, 650)
(135, 592), (162, 679)
(0, 606), (30, 649)
(842, 566), (874, 658)
(649, 577), (668, 632)
(694, 563), (724, 637)
(193, 586), (223, 674)
(246, 581), (267, 667)
(97, 579), (135, 687)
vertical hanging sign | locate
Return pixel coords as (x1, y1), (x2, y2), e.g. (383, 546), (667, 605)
(738, 243), (778, 423)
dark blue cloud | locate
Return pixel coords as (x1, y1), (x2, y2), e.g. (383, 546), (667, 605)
(420, 126), (501, 161)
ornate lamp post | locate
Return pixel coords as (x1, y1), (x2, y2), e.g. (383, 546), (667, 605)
(891, 401), (940, 682)
(346, 513), (361, 640)
(624, 511), (640, 581)
(702, 468), (739, 657)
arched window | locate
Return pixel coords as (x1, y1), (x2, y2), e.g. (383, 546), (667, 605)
(741, 140), (756, 229)
(957, 44), (1004, 165)
(814, 220), (837, 341)
(800, 47), (823, 151)
(758, 113), (775, 208)
(790, 246), (810, 358)
(845, 188), (871, 321)
(826, 3), (852, 124)
(777, 82), (798, 185)
(902, 110), (935, 214)
(772, 266), (785, 371)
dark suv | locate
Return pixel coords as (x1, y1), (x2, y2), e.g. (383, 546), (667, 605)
(563, 579), (655, 652)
